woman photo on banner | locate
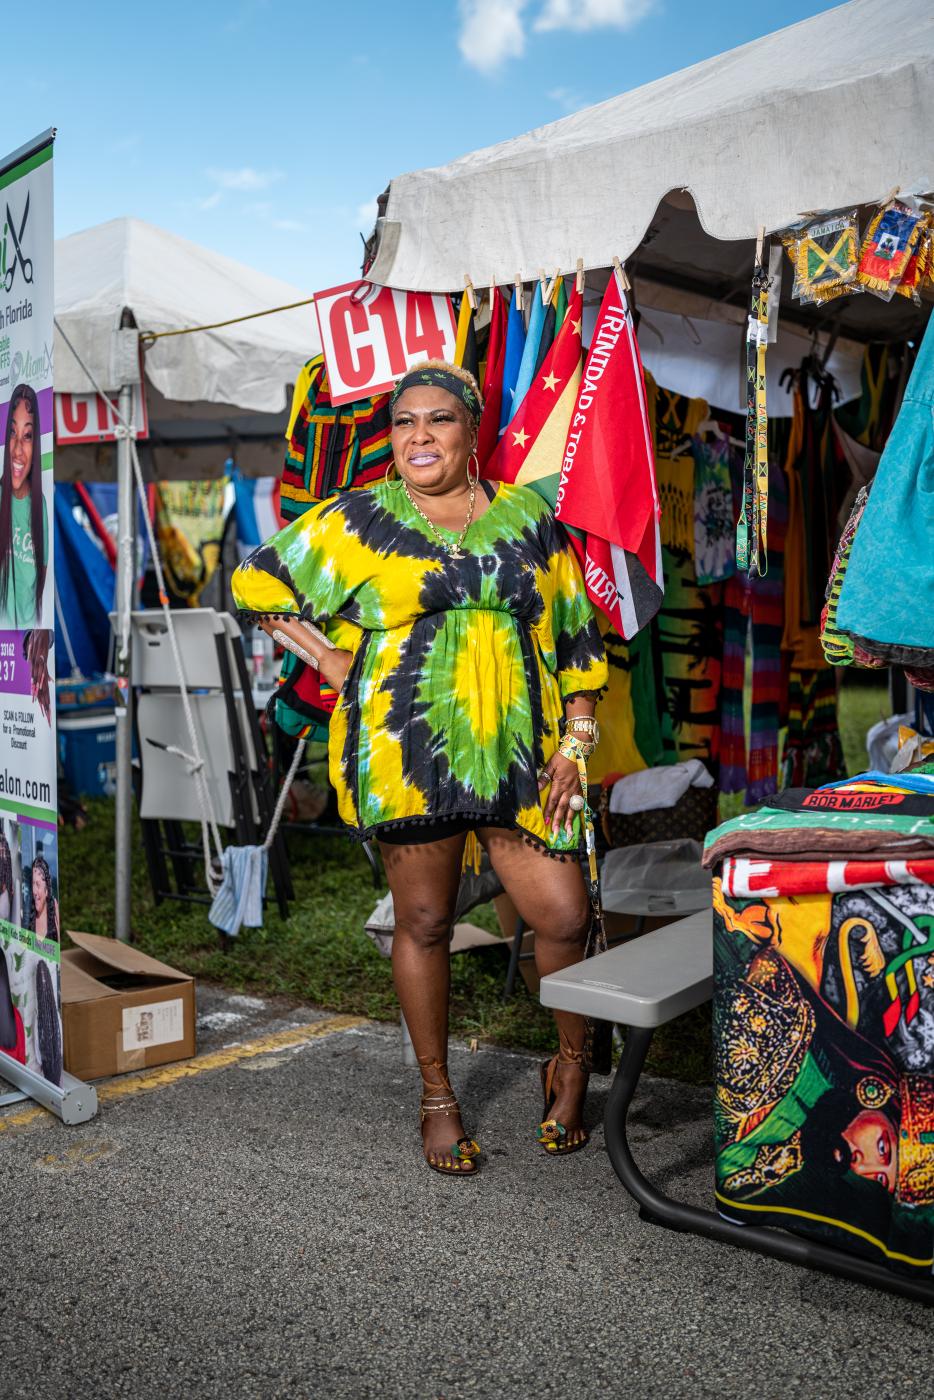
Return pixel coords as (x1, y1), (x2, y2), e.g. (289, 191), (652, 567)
(0, 382), (49, 630)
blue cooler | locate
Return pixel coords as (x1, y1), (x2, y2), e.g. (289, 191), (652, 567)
(58, 711), (117, 797)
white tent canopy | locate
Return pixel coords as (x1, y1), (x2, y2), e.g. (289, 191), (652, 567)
(370, 0), (934, 296)
(55, 218), (319, 478)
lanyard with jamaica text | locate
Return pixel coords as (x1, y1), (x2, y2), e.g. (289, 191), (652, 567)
(736, 234), (771, 576)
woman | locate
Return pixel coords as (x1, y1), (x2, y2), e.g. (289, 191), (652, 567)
(0, 383), (48, 629)
(233, 361), (608, 1176)
(0, 946), (25, 1065)
(0, 830), (15, 923)
(28, 854), (59, 943)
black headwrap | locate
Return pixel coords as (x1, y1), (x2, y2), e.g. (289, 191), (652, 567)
(390, 366), (482, 423)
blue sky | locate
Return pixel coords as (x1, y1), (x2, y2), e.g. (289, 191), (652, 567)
(8, 0), (841, 294)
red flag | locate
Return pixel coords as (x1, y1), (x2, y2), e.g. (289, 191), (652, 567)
(486, 288), (583, 502)
(555, 270), (663, 639)
(476, 289), (508, 469)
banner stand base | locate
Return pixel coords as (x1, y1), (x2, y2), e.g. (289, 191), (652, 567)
(0, 1061), (98, 1125)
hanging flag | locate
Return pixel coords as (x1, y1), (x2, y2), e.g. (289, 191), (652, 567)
(554, 268), (663, 640)
(453, 292), (480, 383)
(477, 288), (508, 469)
(498, 290), (527, 433)
(534, 276), (560, 375)
(509, 280), (548, 420)
(486, 287), (583, 508)
(553, 276), (568, 332)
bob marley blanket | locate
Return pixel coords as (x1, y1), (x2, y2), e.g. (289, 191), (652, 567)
(712, 851), (934, 1275)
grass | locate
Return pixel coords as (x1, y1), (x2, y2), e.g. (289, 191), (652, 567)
(58, 677), (888, 1088)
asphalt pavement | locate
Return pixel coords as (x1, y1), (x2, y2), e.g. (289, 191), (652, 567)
(1, 985), (931, 1399)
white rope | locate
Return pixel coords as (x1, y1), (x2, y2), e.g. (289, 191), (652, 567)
(263, 739), (307, 852)
(54, 317), (225, 892)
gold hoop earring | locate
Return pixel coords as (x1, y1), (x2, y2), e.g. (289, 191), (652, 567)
(467, 453), (480, 487)
(385, 462), (404, 490)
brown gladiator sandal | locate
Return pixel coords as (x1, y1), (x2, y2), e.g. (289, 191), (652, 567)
(537, 1032), (590, 1156)
(418, 1058), (480, 1176)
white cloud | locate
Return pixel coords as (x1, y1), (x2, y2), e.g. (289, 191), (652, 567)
(206, 167), (284, 193)
(534, 0), (656, 32)
(272, 218), (309, 233)
(356, 198), (379, 230)
(548, 86), (586, 113)
(199, 189), (224, 211)
(458, 0), (529, 74)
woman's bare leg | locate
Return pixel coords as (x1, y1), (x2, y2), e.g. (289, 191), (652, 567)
(479, 828), (591, 1146)
(378, 831), (472, 1169)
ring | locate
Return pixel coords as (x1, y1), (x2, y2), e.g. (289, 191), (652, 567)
(568, 795), (585, 812)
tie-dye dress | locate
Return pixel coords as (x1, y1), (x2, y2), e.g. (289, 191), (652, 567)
(231, 481), (608, 855)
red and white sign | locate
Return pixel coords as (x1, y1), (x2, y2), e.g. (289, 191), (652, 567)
(314, 280), (458, 406)
(55, 382), (149, 446)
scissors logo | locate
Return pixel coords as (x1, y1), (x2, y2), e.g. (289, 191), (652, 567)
(3, 192), (33, 295)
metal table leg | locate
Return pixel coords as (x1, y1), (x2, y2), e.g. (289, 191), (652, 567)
(604, 1025), (934, 1306)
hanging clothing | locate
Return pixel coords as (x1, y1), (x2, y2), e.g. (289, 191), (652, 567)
(781, 363), (846, 669)
(780, 668), (846, 790)
(719, 459), (787, 804)
(232, 482), (607, 856)
(837, 311), (934, 655)
(280, 355), (392, 522)
(154, 479), (228, 607)
(653, 384), (724, 774)
(692, 431), (736, 585)
(588, 625), (670, 786)
(275, 356), (393, 738)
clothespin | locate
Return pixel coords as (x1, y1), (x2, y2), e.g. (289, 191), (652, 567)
(755, 225), (765, 268)
(612, 256), (631, 292)
(514, 274), (523, 314)
(537, 267), (549, 305)
(880, 185), (901, 210)
(575, 258), (584, 295)
(463, 276), (478, 311)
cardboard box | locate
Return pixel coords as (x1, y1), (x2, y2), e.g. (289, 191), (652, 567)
(61, 930), (196, 1080)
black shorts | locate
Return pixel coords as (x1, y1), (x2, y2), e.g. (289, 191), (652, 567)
(376, 816), (507, 846)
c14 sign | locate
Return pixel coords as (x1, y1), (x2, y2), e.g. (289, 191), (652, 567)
(55, 382), (149, 445)
(314, 281), (458, 407)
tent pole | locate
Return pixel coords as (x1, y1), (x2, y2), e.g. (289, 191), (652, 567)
(114, 381), (136, 942)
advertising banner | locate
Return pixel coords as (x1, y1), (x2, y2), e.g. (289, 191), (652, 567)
(0, 132), (62, 1088)
(313, 280), (457, 406)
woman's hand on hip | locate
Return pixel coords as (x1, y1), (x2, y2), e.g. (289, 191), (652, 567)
(538, 751), (583, 838)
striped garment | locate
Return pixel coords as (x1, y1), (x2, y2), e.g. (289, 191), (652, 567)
(719, 459), (788, 803)
(281, 355), (392, 521)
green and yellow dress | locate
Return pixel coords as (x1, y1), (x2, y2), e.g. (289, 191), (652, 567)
(231, 481), (608, 854)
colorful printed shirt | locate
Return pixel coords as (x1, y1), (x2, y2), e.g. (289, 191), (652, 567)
(232, 481), (608, 854)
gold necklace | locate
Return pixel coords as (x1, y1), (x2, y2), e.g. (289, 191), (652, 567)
(403, 479), (477, 560)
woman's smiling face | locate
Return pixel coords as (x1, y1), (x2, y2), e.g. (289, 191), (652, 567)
(32, 864), (46, 916)
(390, 387), (476, 496)
(8, 400), (35, 499)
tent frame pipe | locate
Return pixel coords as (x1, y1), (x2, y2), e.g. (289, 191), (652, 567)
(114, 381), (136, 943)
